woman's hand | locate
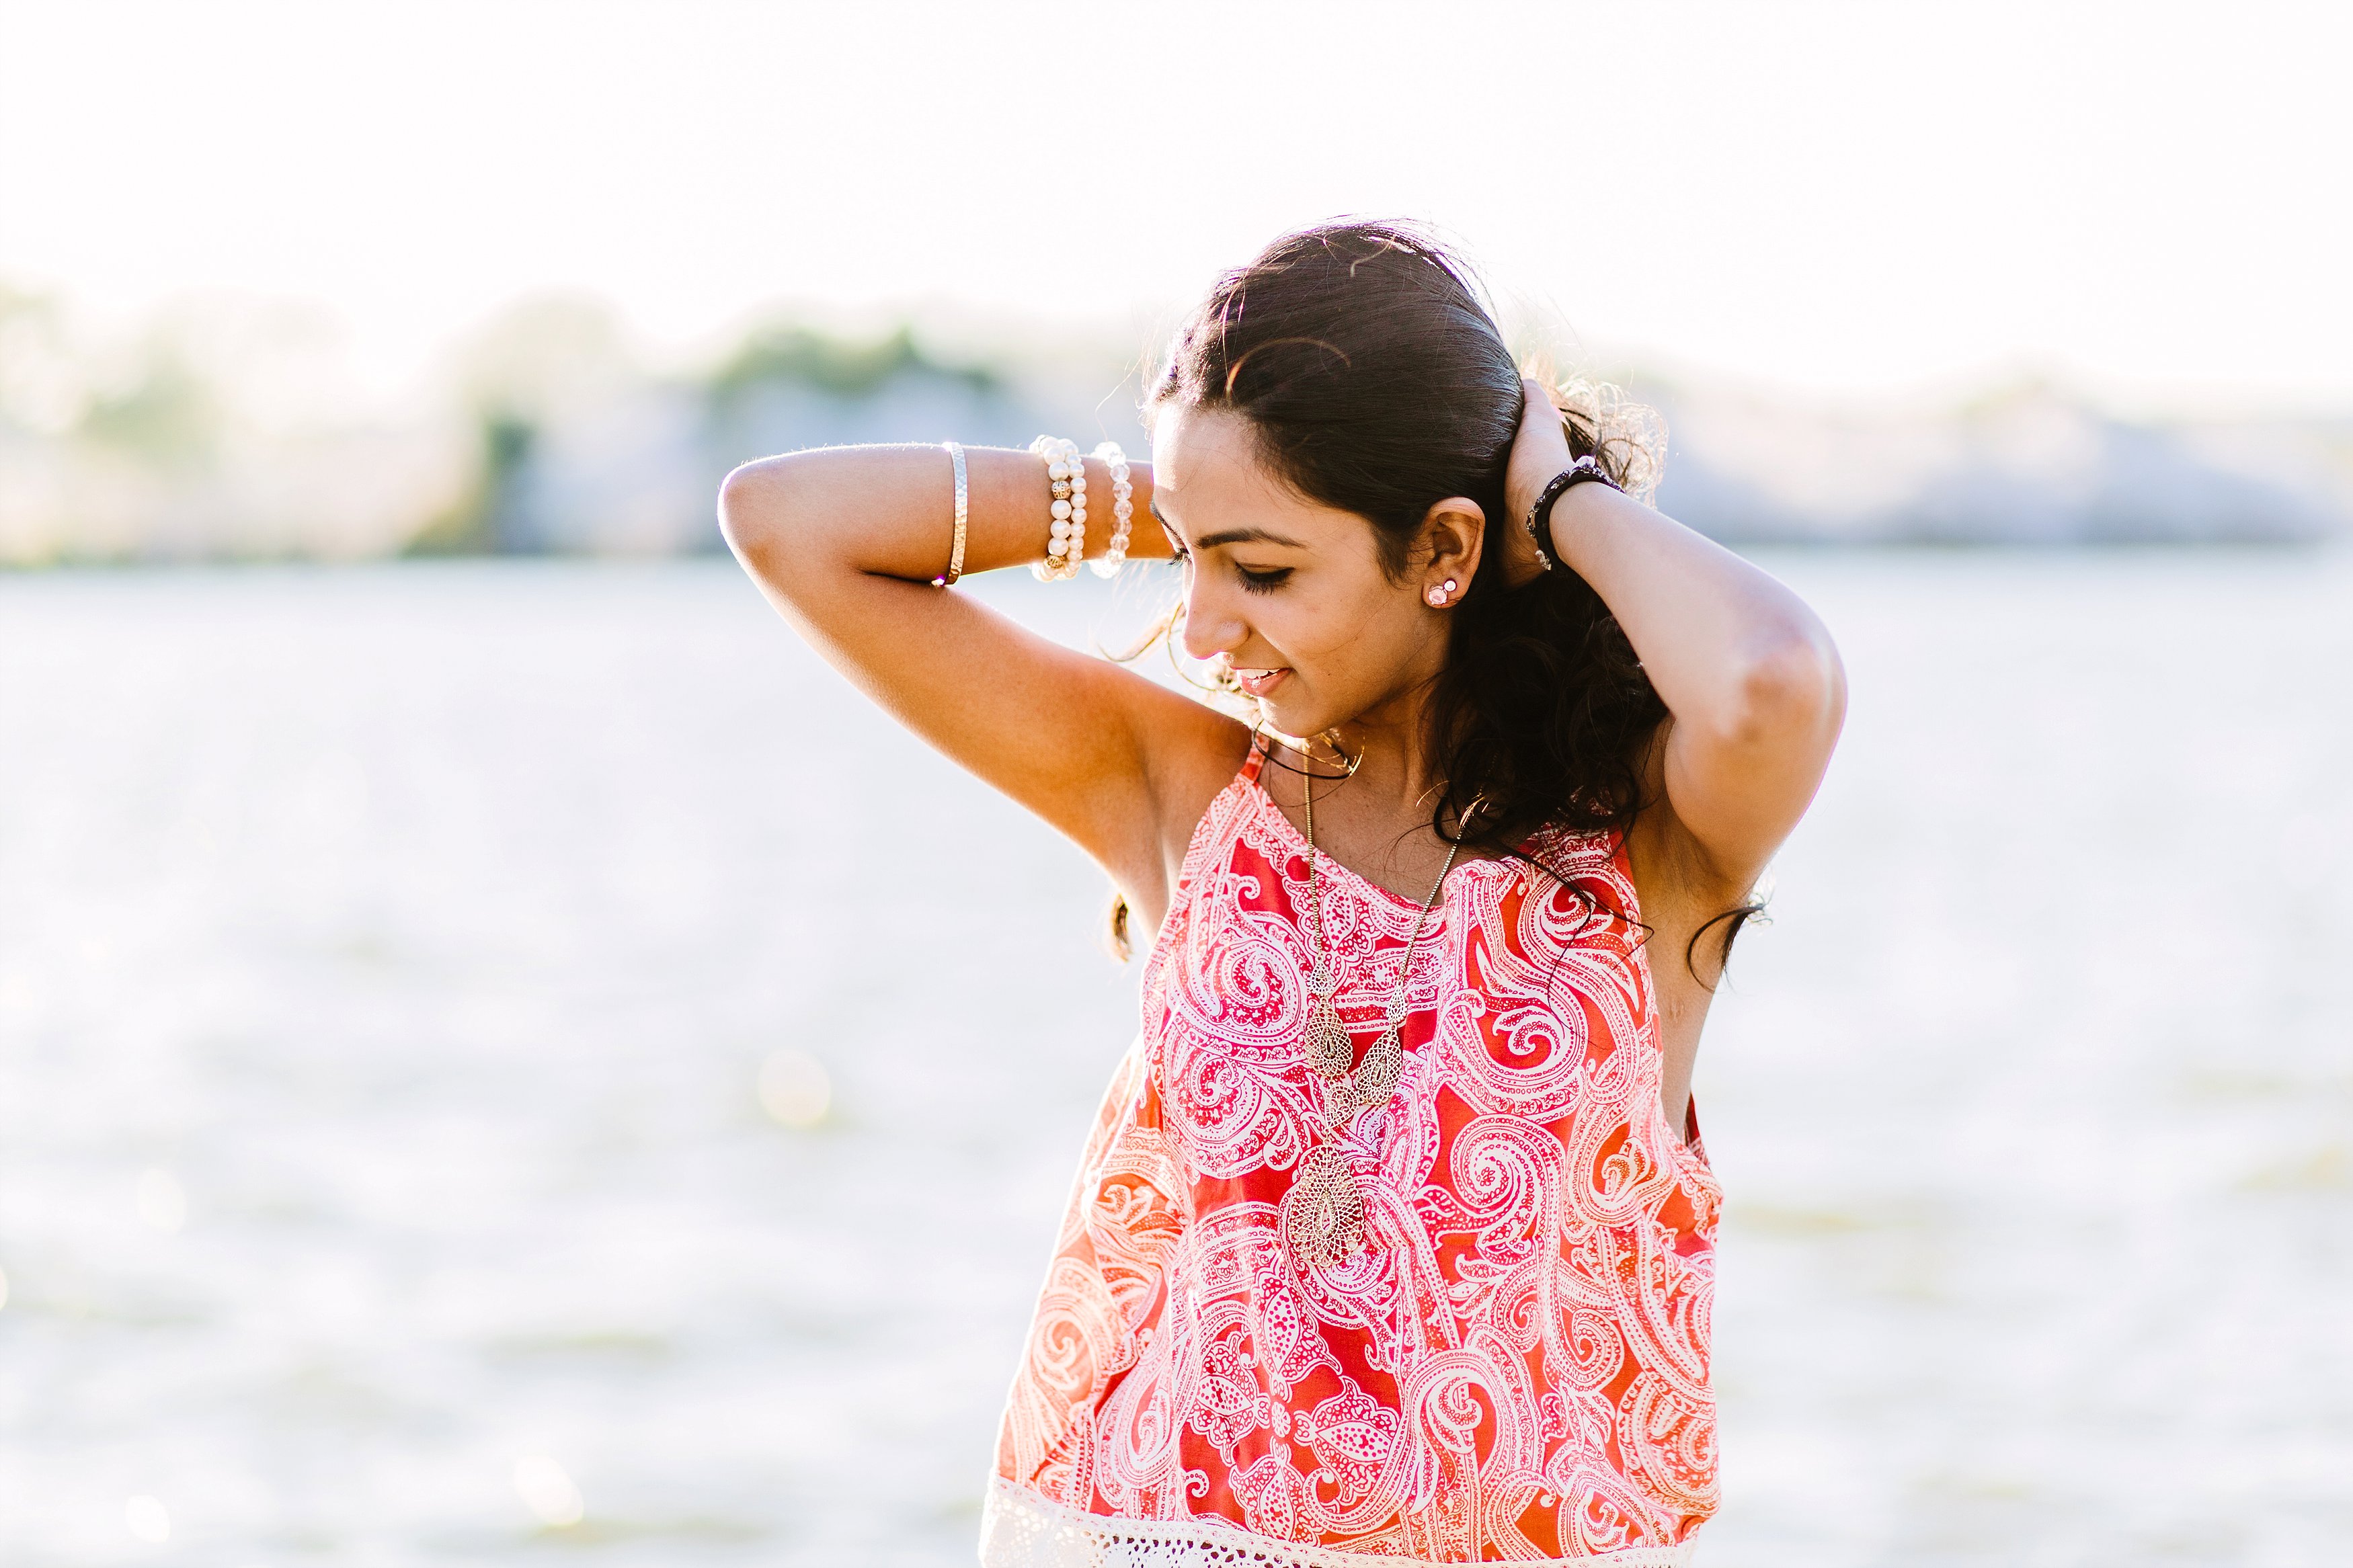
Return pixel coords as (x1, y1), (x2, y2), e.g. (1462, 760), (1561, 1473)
(1495, 376), (1574, 585)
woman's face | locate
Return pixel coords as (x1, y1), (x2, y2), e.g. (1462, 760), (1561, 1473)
(1152, 404), (1453, 739)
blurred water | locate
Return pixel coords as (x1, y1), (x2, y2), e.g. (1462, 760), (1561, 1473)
(1, 554), (2347, 1567)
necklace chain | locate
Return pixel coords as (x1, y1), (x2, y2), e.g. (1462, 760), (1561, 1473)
(1302, 748), (1459, 1069)
(1284, 743), (1458, 1269)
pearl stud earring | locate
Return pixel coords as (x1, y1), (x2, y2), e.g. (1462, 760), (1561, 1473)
(1427, 577), (1458, 607)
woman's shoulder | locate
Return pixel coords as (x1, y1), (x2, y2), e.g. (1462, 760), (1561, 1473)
(1148, 707), (1257, 831)
(1522, 815), (1628, 872)
(1116, 706), (1258, 945)
(1517, 821), (1646, 935)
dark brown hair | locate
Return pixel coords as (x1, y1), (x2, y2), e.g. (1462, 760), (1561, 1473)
(1138, 220), (1756, 974)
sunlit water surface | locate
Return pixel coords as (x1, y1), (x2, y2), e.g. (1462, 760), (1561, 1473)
(2, 554), (2347, 1566)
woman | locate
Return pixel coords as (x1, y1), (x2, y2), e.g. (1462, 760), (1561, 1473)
(720, 222), (1844, 1566)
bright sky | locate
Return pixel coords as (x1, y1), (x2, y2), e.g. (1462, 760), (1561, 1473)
(4, 0), (2348, 415)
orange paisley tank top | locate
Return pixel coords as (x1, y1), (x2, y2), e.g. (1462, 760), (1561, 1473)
(984, 741), (1720, 1566)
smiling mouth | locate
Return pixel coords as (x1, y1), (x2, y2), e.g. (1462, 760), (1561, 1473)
(1230, 666), (1290, 697)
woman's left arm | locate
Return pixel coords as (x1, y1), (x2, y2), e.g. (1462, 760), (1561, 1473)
(1501, 378), (1847, 889)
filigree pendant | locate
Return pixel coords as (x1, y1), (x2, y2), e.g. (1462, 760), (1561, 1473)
(1304, 996), (1353, 1081)
(1353, 1024), (1404, 1104)
(1282, 1141), (1366, 1269)
(1318, 1071), (1359, 1126)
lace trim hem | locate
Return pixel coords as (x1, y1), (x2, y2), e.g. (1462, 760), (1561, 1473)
(978, 1478), (1701, 1568)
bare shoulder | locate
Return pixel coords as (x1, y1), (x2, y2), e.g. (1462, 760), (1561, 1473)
(1124, 692), (1255, 937)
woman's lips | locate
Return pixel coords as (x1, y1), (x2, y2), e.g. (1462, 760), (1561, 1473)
(1232, 667), (1290, 698)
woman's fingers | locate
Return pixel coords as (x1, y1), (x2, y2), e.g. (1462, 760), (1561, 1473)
(1505, 377), (1574, 522)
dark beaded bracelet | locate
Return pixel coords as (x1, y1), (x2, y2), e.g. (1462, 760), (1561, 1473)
(1524, 457), (1621, 573)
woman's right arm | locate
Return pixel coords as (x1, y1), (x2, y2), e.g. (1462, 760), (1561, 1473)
(716, 444), (1242, 928)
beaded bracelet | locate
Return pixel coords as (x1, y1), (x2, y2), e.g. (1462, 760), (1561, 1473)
(1088, 441), (1134, 577)
(1028, 435), (1086, 581)
(1523, 455), (1620, 573)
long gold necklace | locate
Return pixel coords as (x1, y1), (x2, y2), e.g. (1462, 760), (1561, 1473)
(1285, 748), (1459, 1269)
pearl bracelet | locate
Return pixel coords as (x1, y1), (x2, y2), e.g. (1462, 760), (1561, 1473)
(1028, 435), (1086, 581)
(1088, 441), (1134, 577)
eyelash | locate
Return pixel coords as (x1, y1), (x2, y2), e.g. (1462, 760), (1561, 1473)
(1167, 543), (1291, 595)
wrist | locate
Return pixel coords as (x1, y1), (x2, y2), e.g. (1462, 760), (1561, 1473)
(1523, 459), (1620, 575)
(1497, 500), (1549, 587)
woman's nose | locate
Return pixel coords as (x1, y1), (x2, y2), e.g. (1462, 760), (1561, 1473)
(1179, 582), (1242, 663)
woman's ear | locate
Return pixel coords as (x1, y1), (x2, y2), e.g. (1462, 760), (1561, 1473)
(1419, 497), (1486, 598)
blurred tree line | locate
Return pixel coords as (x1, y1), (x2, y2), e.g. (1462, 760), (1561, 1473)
(0, 287), (1150, 564)
(409, 298), (1081, 556)
(3, 284), (2347, 563)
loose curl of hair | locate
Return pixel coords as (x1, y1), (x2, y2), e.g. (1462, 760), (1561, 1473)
(1120, 220), (1758, 974)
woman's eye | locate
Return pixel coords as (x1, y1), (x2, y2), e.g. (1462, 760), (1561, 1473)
(1236, 565), (1292, 595)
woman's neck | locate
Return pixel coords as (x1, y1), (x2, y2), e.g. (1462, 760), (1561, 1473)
(1315, 682), (1447, 830)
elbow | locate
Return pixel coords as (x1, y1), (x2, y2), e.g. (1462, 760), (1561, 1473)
(1716, 622), (1847, 752)
(717, 456), (832, 592)
(715, 456), (788, 562)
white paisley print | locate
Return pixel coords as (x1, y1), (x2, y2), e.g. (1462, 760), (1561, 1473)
(986, 745), (1720, 1566)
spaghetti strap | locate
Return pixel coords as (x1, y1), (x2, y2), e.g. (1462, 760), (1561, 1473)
(1238, 733), (1269, 785)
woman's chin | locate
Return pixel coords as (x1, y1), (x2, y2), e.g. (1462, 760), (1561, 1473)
(1252, 692), (1326, 738)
